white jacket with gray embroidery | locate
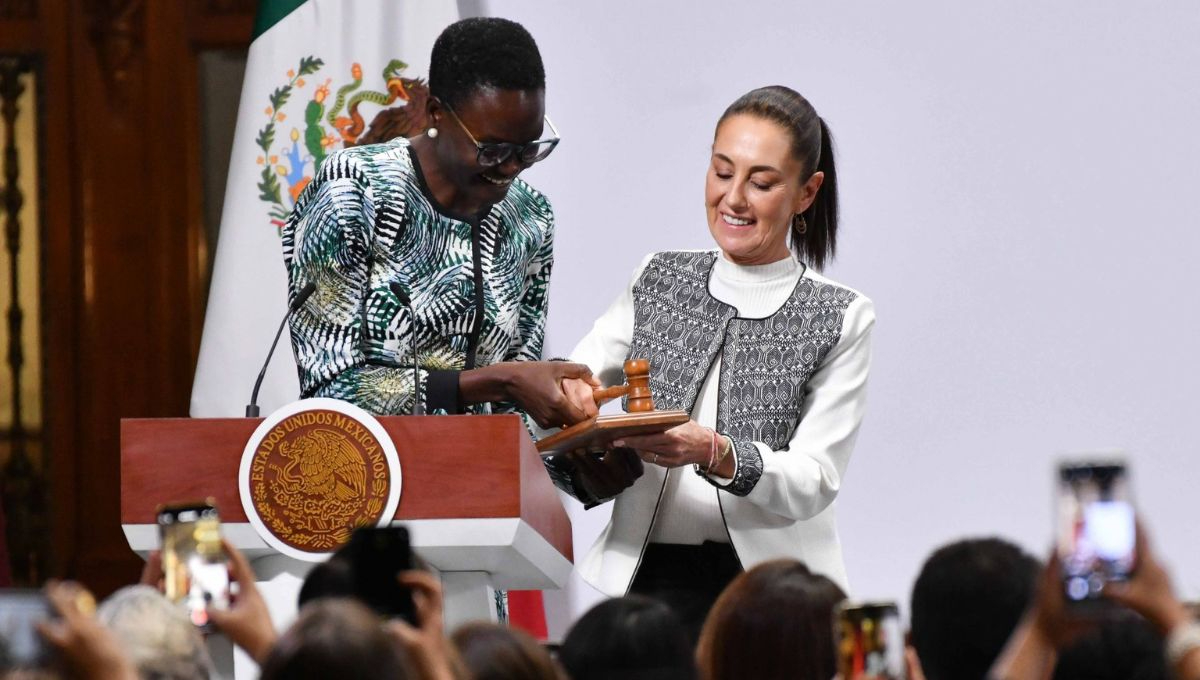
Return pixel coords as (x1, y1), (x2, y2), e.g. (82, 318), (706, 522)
(546, 250), (874, 596)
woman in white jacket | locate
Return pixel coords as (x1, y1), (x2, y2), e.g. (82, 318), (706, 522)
(545, 85), (874, 637)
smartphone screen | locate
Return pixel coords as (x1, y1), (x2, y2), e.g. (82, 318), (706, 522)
(345, 526), (416, 623)
(836, 601), (906, 680)
(1056, 461), (1136, 606)
(157, 501), (232, 630)
(0, 589), (54, 670)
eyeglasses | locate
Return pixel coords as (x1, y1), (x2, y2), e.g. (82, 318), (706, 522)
(442, 104), (560, 168)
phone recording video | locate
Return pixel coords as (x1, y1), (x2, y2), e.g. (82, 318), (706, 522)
(1056, 460), (1136, 608)
(836, 601), (906, 680)
(343, 525), (417, 624)
(0, 589), (54, 671)
(157, 500), (233, 630)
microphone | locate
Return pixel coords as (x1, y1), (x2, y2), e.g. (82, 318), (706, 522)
(245, 281), (316, 417)
(389, 282), (425, 416)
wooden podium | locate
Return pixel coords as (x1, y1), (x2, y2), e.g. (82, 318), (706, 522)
(120, 414), (572, 677)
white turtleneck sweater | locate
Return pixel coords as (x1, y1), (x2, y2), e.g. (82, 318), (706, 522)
(573, 251), (805, 545)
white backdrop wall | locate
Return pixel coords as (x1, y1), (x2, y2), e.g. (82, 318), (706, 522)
(495, 0), (1200, 638)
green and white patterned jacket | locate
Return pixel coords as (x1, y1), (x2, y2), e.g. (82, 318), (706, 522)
(281, 137), (555, 415)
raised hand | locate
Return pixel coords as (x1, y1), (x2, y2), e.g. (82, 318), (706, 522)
(387, 570), (464, 680)
(38, 580), (139, 680)
(206, 539), (277, 664)
(139, 550), (164, 590)
(1104, 525), (1191, 634)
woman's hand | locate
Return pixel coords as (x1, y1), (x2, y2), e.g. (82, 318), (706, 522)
(206, 539), (277, 664)
(387, 570), (464, 680)
(615, 420), (717, 470)
(38, 580), (139, 680)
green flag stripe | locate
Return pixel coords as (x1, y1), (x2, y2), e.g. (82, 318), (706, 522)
(252, 0), (308, 41)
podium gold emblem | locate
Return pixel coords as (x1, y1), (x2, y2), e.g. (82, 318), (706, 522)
(246, 409), (391, 551)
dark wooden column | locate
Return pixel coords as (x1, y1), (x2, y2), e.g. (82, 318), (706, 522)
(1, 0), (253, 596)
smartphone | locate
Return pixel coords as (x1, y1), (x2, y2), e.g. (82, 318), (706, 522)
(0, 589), (55, 670)
(835, 601), (906, 680)
(343, 525), (416, 623)
(1056, 460), (1136, 608)
(157, 500), (233, 630)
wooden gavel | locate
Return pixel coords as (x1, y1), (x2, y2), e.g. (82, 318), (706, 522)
(591, 358), (654, 413)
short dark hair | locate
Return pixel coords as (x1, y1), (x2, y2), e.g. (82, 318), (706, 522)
(297, 554), (354, 608)
(909, 537), (1040, 680)
(559, 595), (695, 680)
(718, 86), (839, 270)
(697, 559), (846, 680)
(260, 599), (413, 680)
(451, 622), (562, 680)
(1053, 613), (1168, 680)
(429, 17), (546, 108)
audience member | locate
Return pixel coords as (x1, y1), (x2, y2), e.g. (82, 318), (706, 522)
(990, 525), (1200, 680)
(908, 537), (1040, 680)
(696, 559), (845, 680)
(96, 585), (213, 679)
(20, 502), (1200, 680)
(259, 598), (414, 680)
(558, 595), (695, 680)
(295, 552), (354, 608)
(37, 580), (138, 680)
(1105, 528), (1200, 680)
(1052, 613), (1168, 680)
(387, 570), (465, 680)
(451, 622), (562, 680)
(204, 539), (277, 664)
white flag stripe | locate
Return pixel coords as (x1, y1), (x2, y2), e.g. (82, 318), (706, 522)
(191, 0), (459, 417)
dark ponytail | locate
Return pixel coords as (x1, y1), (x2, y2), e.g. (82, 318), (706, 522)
(718, 86), (840, 270)
(800, 118), (837, 271)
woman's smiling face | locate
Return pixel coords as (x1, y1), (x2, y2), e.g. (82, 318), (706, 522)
(705, 114), (823, 266)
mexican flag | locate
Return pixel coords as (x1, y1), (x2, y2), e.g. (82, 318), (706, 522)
(190, 0), (549, 638)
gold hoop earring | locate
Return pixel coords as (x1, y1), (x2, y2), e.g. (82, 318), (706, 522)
(793, 214), (808, 234)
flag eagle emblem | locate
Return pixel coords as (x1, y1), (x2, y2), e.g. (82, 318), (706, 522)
(254, 56), (431, 231)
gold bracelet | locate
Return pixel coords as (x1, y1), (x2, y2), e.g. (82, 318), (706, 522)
(713, 434), (733, 468)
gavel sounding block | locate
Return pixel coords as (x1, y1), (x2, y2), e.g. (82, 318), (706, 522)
(535, 410), (691, 455)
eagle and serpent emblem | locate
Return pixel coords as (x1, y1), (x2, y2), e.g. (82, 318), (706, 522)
(248, 411), (392, 551)
(255, 56), (431, 232)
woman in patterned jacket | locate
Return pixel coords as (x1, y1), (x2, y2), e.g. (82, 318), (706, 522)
(283, 18), (596, 427)
(549, 86), (875, 638)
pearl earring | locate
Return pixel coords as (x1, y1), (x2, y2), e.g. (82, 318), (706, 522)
(427, 127), (438, 139)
